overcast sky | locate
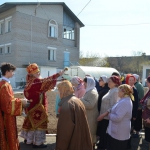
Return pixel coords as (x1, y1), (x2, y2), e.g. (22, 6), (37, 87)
(1, 0), (150, 57)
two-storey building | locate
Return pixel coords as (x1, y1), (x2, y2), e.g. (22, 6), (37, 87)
(0, 2), (84, 87)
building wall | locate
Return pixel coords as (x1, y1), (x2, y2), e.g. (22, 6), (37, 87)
(0, 4), (80, 69)
(40, 66), (57, 78)
(142, 65), (150, 86)
(0, 8), (18, 66)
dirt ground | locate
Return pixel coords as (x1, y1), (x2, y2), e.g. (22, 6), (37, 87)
(15, 90), (58, 134)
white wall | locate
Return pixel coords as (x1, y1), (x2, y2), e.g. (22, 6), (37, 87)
(40, 66), (57, 78)
(15, 68), (27, 82)
(9, 76), (16, 88)
(142, 65), (150, 86)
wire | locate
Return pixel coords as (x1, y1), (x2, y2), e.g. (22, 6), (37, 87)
(33, 0), (92, 50)
(77, 0), (92, 16)
(85, 22), (150, 27)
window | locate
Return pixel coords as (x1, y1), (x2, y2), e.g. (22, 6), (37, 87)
(0, 48), (2, 54)
(48, 20), (58, 38)
(5, 43), (11, 54)
(0, 20), (4, 35)
(5, 16), (12, 33)
(63, 27), (74, 40)
(0, 45), (4, 54)
(63, 11), (75, 40)
(48, 47), (56, 61)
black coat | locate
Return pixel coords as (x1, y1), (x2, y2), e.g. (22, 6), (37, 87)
(132, 87), (138, 118)
(97, 84), (109, 113)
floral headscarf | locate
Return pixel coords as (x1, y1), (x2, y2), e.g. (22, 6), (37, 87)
(57, 80), (74, 99)
(119, 84), (134, 100)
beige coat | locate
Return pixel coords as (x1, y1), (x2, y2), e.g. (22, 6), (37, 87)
(56, 95), (93, 150)
(81, 89), (99, 143)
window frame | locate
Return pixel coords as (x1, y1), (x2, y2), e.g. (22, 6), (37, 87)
(5, 43), (11, 54)
(47, 47), (57, 61)
(0, 19), (4, 35)
(0, 44), (4, 55)
(5, 16), (12, 33)
(48, 19), (58, 39)
(63, 26), (75, 40)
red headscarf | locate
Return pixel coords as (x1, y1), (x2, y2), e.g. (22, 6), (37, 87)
(125, 74), (136, 85)
(110, 75), (121, 86)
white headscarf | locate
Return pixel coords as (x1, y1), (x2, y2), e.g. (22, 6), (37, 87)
(85, 77), (96, 92)
(100, 75), (108, 83)
(133, 74), (139, 81)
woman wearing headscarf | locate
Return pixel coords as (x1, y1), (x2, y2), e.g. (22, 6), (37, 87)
(133, 74), (144, 137)
(125, 74), (138, 149)
(107, 84), (133, 150)
(126, 74), (138, 121)
(96, 75), (109, 149)
(81, 76), (99, 148)
(97, 75), (120, 150)
(141, 76), (150, 150)
(71, 76), (86, 98)
(55, 80), (93, 150)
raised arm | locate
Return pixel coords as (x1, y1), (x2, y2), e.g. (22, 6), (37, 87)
(40, 73), (60, 92)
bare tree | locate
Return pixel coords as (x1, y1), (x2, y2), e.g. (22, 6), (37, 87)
(79, 51), (110, 67)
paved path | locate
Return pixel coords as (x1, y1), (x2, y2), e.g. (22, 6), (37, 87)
(19, 132), (149, 150)
(19, 135), (56, 150)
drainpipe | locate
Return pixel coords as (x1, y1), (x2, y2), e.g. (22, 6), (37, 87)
(30, 15), (32, 63)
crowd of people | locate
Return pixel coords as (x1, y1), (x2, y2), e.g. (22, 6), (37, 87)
(0, 62), (150, 150)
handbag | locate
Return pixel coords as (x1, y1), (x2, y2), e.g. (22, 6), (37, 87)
(28, 93), (48, 129)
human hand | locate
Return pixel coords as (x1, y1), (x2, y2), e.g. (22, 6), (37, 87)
(58, 70), (65, 76)
(145, 118), (150, 124)
(97, 115), (104, 121)
(59, 67), (68, 76)
(22, 99), (30, 108)
(97, 112), (109, 121)
(133, 118), (136, 121)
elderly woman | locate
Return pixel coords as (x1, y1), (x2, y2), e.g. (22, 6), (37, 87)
(141, 76), (150, 150)
(97, 75), (120, 150)
(71, 76), (86, 98)
(107, 84), (133, 150)
(81, 76), (99, 148)
(96, 75), (109, 149)
(133, 74), (144, 137)
(125, 74), (138, 149)
(126, 74), (138, 120)
(56, 80), (93, 150)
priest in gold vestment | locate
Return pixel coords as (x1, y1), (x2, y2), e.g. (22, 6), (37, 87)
(20, 63), (64, 148)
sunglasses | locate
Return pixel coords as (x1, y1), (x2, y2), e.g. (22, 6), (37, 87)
(99, 79), (103, 82)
